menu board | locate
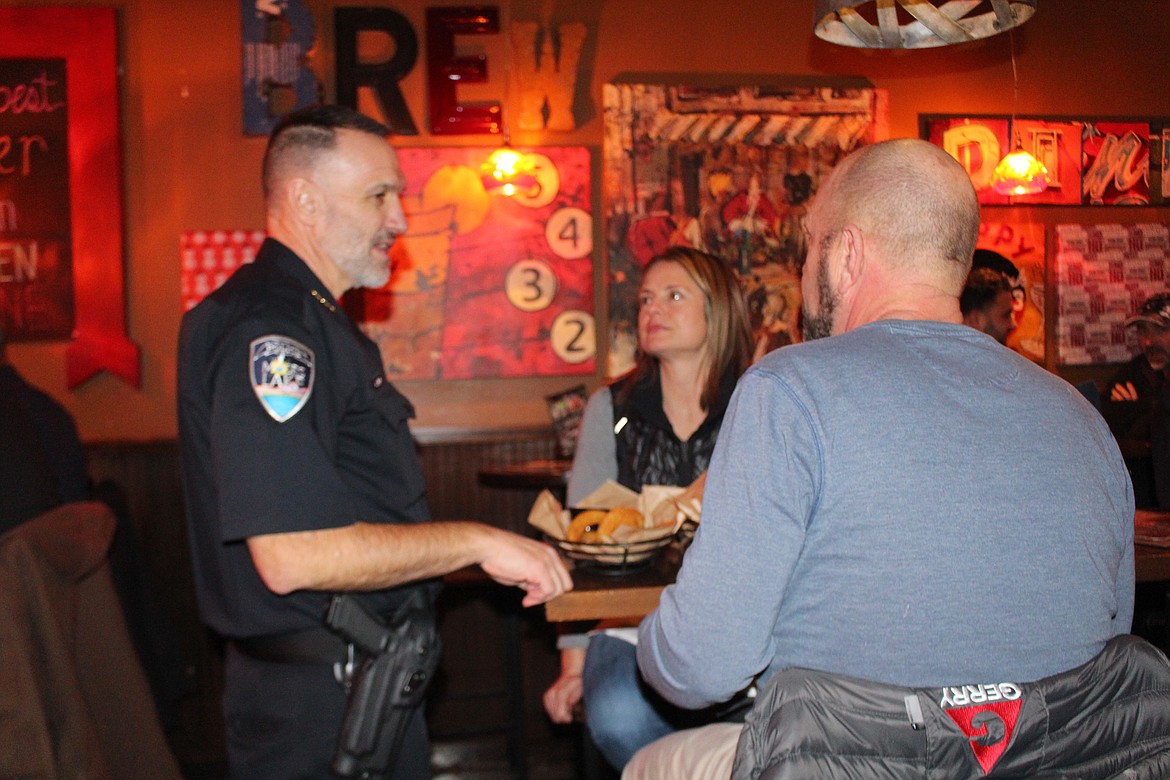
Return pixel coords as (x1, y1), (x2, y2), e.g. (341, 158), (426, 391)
(0, 58), (73, 340)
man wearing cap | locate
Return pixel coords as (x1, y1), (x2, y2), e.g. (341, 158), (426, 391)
(1102, 292), (1170, 509)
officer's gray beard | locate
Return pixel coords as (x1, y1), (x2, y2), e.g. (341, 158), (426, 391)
(337, 245), (393, 290)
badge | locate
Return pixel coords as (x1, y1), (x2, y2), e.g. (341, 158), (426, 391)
(250, 335), (315, 422)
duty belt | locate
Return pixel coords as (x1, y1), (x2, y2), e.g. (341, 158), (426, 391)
(233, 627), (360, 685)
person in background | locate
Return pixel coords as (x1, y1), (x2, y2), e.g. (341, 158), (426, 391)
(1101, 292), (1170, 509)
(542, 246), (754, 771)
(0, 325), (88, 531)
(626, 139), (1133, 778)
(960, 266), (1016, 345)
(971, 246), (1020, 281)
(1, 327), (193, 730)
(177, 105), (571, 780)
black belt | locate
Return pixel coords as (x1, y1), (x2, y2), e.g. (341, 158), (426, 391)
(233, 627), (353, 665)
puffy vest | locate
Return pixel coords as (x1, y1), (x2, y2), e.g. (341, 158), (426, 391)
(732, 634), (1170, 779)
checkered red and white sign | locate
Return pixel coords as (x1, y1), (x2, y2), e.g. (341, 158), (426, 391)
(1055, 223), (1170, 365)
(180, 230), (266, 311)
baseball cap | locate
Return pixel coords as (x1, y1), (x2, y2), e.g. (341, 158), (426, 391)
(1125, 293), (1170, 328)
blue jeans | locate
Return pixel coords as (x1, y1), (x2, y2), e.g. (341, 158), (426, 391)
(583, 632), (721, 771)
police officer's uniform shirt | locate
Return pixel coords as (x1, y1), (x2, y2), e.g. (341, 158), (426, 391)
(178, 238), (432, 638)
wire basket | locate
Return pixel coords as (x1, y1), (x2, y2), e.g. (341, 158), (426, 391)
(550, 530), (675, 575)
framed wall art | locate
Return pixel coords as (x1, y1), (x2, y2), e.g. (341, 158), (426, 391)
(921, 114), (1169, 207)
(1054, 223), (1170, 366)
(0, 7), (139, 388)
(603, 77), (888, 375)
(184, 147), (595, 382)
(351, 145), (594, 381)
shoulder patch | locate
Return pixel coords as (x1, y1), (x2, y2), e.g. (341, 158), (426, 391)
(250, 335), (315, 422)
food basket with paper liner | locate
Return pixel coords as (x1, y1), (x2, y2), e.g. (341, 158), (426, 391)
(528, 474), (705, 573)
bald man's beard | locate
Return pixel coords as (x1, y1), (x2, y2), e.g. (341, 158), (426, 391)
(801, 260), (838, 341)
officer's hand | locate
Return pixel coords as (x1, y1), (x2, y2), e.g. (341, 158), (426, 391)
(478, 527), (573, 607)
(1110, 381), (1139, 402)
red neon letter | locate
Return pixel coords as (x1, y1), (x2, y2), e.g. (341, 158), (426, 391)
(426, 6), (500, 135)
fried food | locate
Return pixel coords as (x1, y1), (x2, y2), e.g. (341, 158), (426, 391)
(566, 509), (606, 542)
(598, 506), (645, 541)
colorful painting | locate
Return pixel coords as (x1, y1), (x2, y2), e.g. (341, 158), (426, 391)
(1054, 223), (1170, 365)
(182, 148), (595, 381)
(1081, 121), (1149, 206)
(603, 80), (887, 375)
(924, 116), (1011, 205)
(976, 222), (1046, 362)
(351, 146), (594, 380)
(924, 114), (1168, 206)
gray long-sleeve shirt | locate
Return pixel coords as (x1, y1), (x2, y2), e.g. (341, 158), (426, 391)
(638, 320), (1135, 709)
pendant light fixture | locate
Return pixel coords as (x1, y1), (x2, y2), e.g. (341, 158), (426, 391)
(989, 27), (1048, 196)
(814, 0), (1037, 49)
(991, 145), (1048, 195)
(481, 143), (538, 197)
(478, 20), (538, 199)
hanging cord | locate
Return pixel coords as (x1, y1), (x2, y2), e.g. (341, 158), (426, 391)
(1007, 27), (1024, 150)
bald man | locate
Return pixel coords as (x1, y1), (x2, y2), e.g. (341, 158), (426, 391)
(178, 106), (570, 780)
(625, 139), (1134, 779)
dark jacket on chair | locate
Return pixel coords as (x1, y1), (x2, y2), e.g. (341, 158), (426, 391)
(0, 502), (182, 780)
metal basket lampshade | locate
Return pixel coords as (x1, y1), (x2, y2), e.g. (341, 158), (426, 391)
(814, 0), (1037, 48)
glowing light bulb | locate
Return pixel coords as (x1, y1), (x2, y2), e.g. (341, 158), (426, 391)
(991, 149), (1049, 196)
(480, 147), (538, 197)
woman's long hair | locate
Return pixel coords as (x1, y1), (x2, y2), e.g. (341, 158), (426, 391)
(621, 247), (753, 411)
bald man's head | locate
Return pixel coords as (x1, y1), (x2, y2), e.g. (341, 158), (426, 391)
(816, 139), (980, 292)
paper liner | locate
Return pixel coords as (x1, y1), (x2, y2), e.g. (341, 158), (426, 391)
(527, 471), (708, 547)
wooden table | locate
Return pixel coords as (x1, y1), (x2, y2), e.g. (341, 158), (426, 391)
(1137, 544), (1170, 584)
(545, 542), (1170, 624)
(477, 458), (572, 491)
(1135, 509), (1170, 582)
(545, 548), (681, 623)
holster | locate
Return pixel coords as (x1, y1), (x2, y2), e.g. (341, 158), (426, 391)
(325, 590), (442, 779)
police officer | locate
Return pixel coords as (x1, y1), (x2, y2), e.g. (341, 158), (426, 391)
(177, 105), (572, 779)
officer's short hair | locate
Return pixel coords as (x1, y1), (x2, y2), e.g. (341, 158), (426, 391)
(262, 105), (391, 199)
